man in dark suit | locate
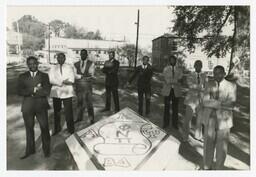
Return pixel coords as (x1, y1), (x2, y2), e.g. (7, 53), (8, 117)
(18, 56), (51, 159)
(101, 50), (120, 113)
(74, 49), (95, 124)
(127, 56), (153, 116)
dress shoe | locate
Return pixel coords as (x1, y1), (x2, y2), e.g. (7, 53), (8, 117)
(75, 119), (82, 123)
(44, 152), (51, 158)
(172, 124), (178, 130)
(162, 125), (169, 129)
(100, 108), (110, 112)
(20, 151), (35, 160)
(52, 131), (60, 136)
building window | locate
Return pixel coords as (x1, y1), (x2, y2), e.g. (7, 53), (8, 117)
(76, 50), (79, 54)
(171, 40), (177, 51)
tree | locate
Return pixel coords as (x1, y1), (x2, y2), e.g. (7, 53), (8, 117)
(21, 33), (45, 51)
(117, 44), (142, 67)
(171, 6), (250, 75)
(13, 15), (46, 38)
(93, 30), (103, 40)
(12, 15), (47, 51)
(63, 23), (78, 38)
(64, 23), (103, 40)
(49, 19), (65, 37)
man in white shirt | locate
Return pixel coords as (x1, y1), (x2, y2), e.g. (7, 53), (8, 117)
(183, 60), (207, 142)
(74, 49), (95, 124)
(201, 65), (237, 170)
(49, 53), (75, 135)
(161, 55), (183, 129)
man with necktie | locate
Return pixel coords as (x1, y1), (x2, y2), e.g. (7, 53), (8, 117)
(161, 55), (183, 129)
(201, 65), (237, 170)
(18, 56), (51, 159)
(74, 49), (95, 124)
(49, 52), (75, 135)
(101, 50), (120, 113)
(127, 56), (153, 116)
(183, 60), (208, 142)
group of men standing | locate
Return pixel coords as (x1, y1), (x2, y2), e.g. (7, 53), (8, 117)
(17, 50), (237, 170)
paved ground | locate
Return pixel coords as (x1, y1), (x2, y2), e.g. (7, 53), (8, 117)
(6, 63), (250, 170)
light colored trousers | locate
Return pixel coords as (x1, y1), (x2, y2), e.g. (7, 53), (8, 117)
(203, 116), (230, 170)
(183, 105), (202, 140)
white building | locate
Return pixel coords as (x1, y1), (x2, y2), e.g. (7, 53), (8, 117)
(43, 37), (128, 65)
(6, 30), (23, 63)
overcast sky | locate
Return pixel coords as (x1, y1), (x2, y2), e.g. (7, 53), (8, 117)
(7, 6), (175, 49)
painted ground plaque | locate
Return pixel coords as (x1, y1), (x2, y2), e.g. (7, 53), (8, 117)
(66, 107), (178, 170)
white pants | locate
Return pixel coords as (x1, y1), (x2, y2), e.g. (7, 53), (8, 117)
(203, 116), (230, 170)
(183, 105), (202, 140)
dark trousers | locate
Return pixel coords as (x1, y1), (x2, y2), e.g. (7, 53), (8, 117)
(22, 110), (50, 156)
(105, 85), (120, 112)
(53, 97), (74, 134)
(76, 90), (94, 122)
(138, 88), (151, 116)
(164, 88), (179, 128)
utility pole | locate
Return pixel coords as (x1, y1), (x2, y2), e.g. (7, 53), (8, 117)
(134, 9), (140, 68)
(16, 20), (21, 58)
(48, 24), (51, 64)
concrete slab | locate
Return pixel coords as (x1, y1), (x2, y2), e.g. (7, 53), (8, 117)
(65, 107), (180, 170)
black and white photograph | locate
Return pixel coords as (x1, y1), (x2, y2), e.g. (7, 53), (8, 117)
(1, 0), (254, 176)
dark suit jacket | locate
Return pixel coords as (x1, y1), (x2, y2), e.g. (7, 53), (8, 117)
(102, 59), (120, 88)
(74, 60), (93, 92)
(18, 71), (51, 113)
(129, 64), (153, 91)
(74, 60), (93, 76)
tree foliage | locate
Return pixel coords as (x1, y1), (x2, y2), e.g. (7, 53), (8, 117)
(13, 15), (47, 38)
(49, 19), (65, 37)
(172, 6), (250, 74)
(12, 15), (46, 51)
(117, 44), (142, 67)
(64, 23), (103, 40)
(13, 15), (104, 52)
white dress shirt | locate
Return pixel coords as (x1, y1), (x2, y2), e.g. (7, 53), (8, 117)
(184, 71), (208, 111)
(30, 71), (38, 78)
(49, 63), (75, 99)
(202, 79), (237, 129)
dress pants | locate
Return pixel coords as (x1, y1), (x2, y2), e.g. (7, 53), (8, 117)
(22, 110), (50, 156)
(138, 88), (151, 116)
(183, 105), (203, 140)
(163, 88), (179, 128)
(76, 90), (94, 122)
(105, 85), (120, 112)
(53, 97), (74, 134)
(203, 115), (230, 170)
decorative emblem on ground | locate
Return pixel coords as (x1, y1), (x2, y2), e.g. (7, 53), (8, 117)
(68, 108), (168, 170)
